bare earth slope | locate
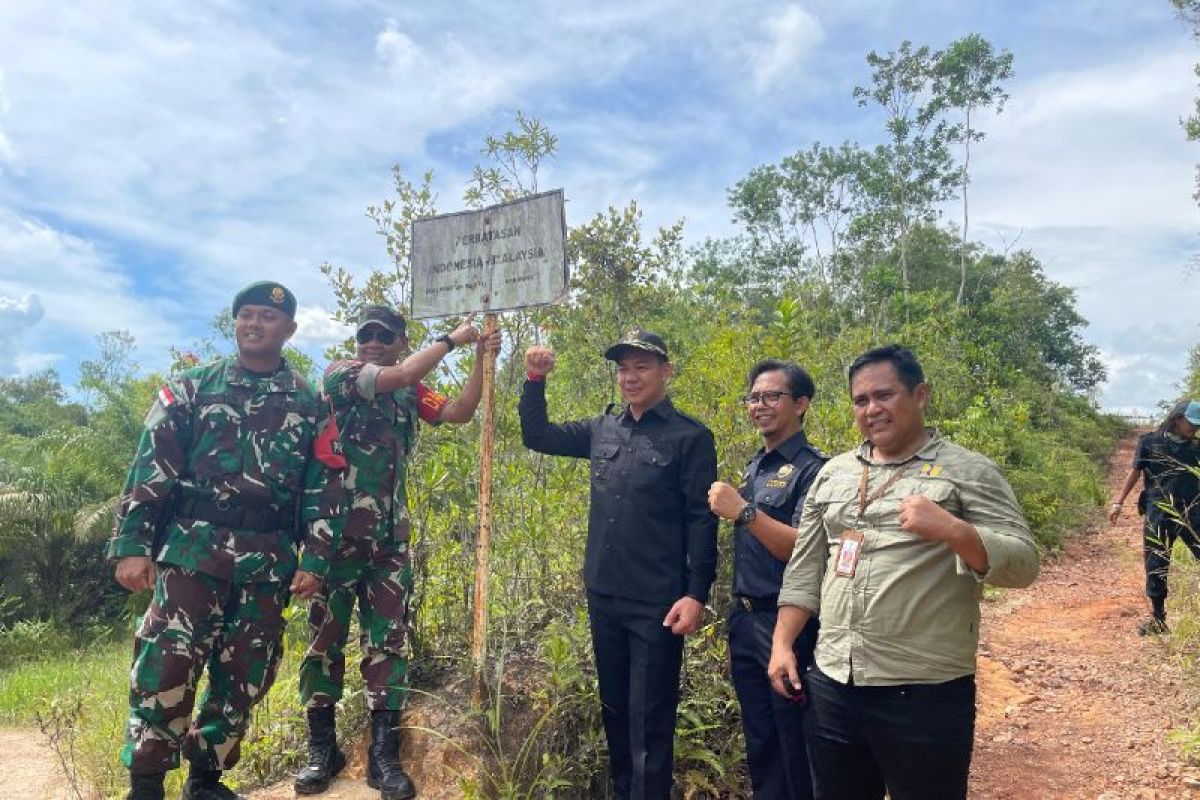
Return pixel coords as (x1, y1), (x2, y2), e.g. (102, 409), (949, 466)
(969, 433), (1200, 799)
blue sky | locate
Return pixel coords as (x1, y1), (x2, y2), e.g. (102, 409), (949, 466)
(0, 1), (1196, 412)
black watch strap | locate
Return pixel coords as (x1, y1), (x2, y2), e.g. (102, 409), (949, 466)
(736, 502), (757, 525)
(436, 334), (456, 352)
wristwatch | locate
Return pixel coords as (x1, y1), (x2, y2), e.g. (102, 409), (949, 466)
(436, 334), (456, 352)
(736, 502), (758, 526)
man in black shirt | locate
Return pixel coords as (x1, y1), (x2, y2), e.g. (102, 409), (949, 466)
(709, 359), (826, 799)
(1110, 399), (1200, 634)
(519, 329), (718, 800)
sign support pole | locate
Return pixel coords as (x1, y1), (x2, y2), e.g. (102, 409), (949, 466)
(470, 312), (499, 704)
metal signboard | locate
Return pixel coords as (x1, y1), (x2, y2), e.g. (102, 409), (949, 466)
(410, 189), (568, 318)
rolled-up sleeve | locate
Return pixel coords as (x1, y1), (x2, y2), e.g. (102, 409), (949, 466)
(958, 460), (1040, 588)
(779, 474), (828, 614)
(324, 359), (382, 405)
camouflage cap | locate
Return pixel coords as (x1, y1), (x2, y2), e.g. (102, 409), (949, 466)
(604, 328), (670, 362)
(357, 305), (407, 336)
(232, 281), (296, 318)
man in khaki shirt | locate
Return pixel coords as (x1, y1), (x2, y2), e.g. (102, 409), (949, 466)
(769, 344), (1039, 800)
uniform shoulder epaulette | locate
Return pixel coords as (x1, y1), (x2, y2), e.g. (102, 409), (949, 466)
(803, 443), (830, 461)
(673, 408), (709, 430)
(185, 357), (226, 380)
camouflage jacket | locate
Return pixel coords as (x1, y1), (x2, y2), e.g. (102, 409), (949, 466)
(107, 356), (343, 582)
(323, 360), (448, 544)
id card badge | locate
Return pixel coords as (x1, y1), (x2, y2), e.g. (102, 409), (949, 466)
(835, 529), (864, 577)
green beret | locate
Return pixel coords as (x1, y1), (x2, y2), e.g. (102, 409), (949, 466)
(232, 281), (297, 318)
(357, 305), (406, 336)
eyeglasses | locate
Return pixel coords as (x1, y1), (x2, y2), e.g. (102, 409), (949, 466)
(356, 327), (398, 345)
(740, 391), (791, 407)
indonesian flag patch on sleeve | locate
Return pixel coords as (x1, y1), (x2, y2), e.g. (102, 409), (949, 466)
(144, 384), (177, 429)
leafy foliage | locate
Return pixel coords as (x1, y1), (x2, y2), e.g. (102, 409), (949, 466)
(0, 38), (1125, 797)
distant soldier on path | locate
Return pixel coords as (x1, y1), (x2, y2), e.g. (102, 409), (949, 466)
(1109, 400), (1200, 635)
(108, 282), (343, 800)
(293, 306), (499, 800)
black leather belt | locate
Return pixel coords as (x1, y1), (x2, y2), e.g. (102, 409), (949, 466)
(736, 594), (779, 612)
(178, 495), (292, 532)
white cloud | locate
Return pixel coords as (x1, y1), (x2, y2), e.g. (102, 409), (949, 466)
(375, 19), (420, 69)
(14, 351), (60, 375)
(0, 208), (184, 376)
(751, 5), (825, 92)
(972, 46), (1199, 231)
(0, 68), (14, 169)
(292, 305), (352, 352)
(0, 292), (42, 372)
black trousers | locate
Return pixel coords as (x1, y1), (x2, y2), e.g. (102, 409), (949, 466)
(587, 590), (685, 800)
(728, 601), (818, 799)
(803, 667), (975, 800)
(1143, 509), (1200, 604)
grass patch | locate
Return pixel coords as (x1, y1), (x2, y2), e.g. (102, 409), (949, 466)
(0, 635), (133, 797)
(0, 637), (128, 724)
(1165, 544), (1200, 763)
(0, 605), (374, 798)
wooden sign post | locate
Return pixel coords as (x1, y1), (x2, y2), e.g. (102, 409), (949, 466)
(410, 191), (567, 704)
(470, 311), (498, 704)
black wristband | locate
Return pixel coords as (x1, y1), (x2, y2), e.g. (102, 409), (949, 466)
(436, 334), (456, 352)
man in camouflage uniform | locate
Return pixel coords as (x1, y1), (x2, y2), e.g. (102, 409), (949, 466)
(108, 282), (343, 800)
(294, 305), (499, 800)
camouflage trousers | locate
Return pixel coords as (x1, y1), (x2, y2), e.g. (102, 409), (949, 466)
(298, 536), (413, 711)
(123, 566), (289, 774)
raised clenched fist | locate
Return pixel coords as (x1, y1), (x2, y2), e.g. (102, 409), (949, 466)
(525, 345), (557, 377)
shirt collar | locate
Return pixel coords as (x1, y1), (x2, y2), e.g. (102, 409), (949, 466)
(621, 394), (675, 422)
(760, 428), (810, 461)
(228, 356), (295, 391)
(856, 427), (943, 466)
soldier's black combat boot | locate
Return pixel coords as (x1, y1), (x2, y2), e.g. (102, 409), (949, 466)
(181, 766), (246, 800)
(126, 771), (165, 800)
(366, 710), (416, 800)
(294, 705), (347, 795)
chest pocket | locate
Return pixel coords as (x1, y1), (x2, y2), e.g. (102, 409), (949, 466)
(591, 438), (621, 481)
(814, 476), (862, 532)
(254, 394), (313, 492)
(884, 476), (960, 517)
(191, 391), (245, 479)
(631, 437), (675, 488)
(754, 469), (800, 510)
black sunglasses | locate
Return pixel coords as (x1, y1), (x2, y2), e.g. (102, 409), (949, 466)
(356, 327), (398, 345)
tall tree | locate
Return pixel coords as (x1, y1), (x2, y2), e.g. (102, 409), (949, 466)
(728, 141), (869, 290)
(932, 34), (1014, 305)
(853, 41), (956, 320)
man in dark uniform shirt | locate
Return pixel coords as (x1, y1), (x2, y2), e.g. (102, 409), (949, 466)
(1110, 399), (1200, 634)
(519, 330), (719, 800)
(709, 359), (826, 799)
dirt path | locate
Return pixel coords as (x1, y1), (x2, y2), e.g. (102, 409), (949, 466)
(0, 727), (73, 799)
(9, 434), (1200, 799)
(969, 433), (1200, 799)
